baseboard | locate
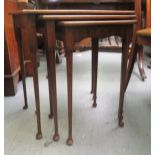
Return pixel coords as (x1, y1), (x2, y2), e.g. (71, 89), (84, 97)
(4, 67), (20, 96)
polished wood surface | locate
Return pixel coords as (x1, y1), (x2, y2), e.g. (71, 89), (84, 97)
(38, 14), (136, 20)
(17, 2), (35, 76)
(57, 19), (137, 26)
(146, 0), (151, 28)
(40, 0), (134, 3)
(38, 0), (134, 7)
(35, 0), (140, 29)
(35, 0), (140, 54)
(4, 0), (20, 96)
(12, 9), (135, 15)
(13, 0), (140, 53)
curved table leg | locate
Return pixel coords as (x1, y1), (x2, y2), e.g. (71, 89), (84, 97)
(118, 37), (129, 127)
(137, 45), (147, 81)
(125, 44), (138, 92)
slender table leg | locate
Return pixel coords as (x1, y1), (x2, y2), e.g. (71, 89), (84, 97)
(45, 21), (59, 141)
(66, 50), (73, 145)
(91, 49), (94, 94)
(137, 45), (147, 81)
(125, 44), (138, 91)
(63, 30), (74, 145)
(118, 37), (129, 127)
(27, 25), (42, 139)
(125, 25), (137, 92)
(46, 47), (54, 119)
(92, 38), (99, 107)
(15, 28), (28, 110)
(44, 35), (54, 119)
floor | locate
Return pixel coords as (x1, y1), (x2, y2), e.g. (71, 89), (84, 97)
(4, 51), (151, 155)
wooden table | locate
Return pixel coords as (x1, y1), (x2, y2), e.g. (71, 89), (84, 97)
(11, 9), (136, 141)
(37, 0), (143, 84)
(11, 10), (136, 145)
(39, 14), (136, 145)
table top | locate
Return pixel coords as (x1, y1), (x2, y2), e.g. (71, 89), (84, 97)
(38, 14), (136, 20)
(11, 9), (135, 15)
(39, 0), (134, 4)
(57, 20), (137, 26)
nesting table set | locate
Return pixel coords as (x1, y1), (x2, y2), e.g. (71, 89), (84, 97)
(11, 9), (137, 145)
